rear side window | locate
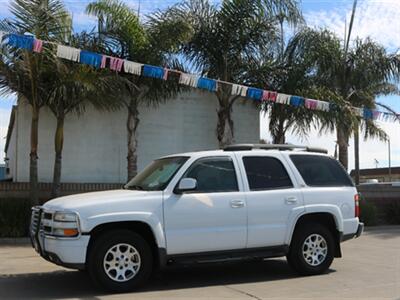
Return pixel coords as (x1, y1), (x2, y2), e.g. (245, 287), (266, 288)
(243, 157), (293, 190)
(290, 155), (354, 187)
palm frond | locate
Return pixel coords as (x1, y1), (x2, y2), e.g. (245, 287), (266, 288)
(10, 0), (71, 40)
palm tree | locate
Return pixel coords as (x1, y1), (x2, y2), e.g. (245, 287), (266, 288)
(161, 0), (302, 148)
(288, 28), (400, 170)
(243, 28), (323, 145)
(0, 0), (71, 204)
(86, 0), (188, 180)
(47, 33), (127, 197)
(243, 2), (319, 145)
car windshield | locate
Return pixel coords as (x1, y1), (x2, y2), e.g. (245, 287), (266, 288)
(124, 156), (189, 191)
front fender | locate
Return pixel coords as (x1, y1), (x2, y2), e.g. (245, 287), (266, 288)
(80, 211), (166, 249)
(285, 204), (344, 245)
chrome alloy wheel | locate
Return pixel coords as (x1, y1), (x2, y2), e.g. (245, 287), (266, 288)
(103, 243), (141, 282)
(302, 234), (328, 266)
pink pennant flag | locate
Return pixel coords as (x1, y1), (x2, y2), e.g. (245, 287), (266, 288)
(372, 110), (381, 120)
(262, 91), (277, 102)
(100, 55), (107, 68)
(163, 68), (169, 80)
(109, 57), (124, 72)
(261, 90), (269, 102)
(305, 99), (318, 110)
(33, 39), (43, 53)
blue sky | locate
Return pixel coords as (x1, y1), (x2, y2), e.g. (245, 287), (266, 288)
(1, 0), (400, 170)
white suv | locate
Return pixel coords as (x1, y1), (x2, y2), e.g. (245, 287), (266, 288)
(30, 144), (363, 292)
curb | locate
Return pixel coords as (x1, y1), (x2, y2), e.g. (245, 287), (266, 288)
(0, 237), (30, 245)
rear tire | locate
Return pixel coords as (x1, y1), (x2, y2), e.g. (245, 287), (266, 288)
(287, 223), (335, 275)
(87, 229), (153, 292)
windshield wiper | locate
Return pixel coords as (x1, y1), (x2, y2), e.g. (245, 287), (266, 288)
(126, 185), (145, 191)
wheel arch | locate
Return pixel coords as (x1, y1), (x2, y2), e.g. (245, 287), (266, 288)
(86, 221), (163, 269)
(288, 212), (343, 258)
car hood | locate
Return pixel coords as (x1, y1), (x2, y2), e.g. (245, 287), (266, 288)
(43, 189), (163, 213)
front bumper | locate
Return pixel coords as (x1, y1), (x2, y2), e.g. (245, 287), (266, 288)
(31, 232), (90, 270)
(30, 207), (90, 270)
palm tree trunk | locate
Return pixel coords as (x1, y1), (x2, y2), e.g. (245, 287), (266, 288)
(272, 133), (286, 144)
(354, 126), (360, 185)
(51, 114), (65, 198)
(272, 118), (286, 144)
(30, 106), (40, 205)
(337, 126), (349, 170)
(127, 98), (139, 181)
(216, 105), (234, 148)
(216, 86), (234, 148)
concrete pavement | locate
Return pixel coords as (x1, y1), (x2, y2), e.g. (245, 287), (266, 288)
(0, 227), (399, 299)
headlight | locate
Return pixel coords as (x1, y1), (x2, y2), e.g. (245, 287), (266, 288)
(54, 212), (77, 222)
(52, 212), (80, 237)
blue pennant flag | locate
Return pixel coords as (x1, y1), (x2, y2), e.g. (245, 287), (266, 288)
(329, 102), (338, 112)
(80, 51), (102, 68)
(197, 77), (217, 92)
(143, 65), (165, 79)
(246, 88), (263, 101)
(363, 108), (373, 120)
(290, 96), (305, 107)
(7, 34), (34, 50)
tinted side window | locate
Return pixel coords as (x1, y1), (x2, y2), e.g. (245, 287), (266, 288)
(290, 155), (354, 187)
(183, 157), (238, 193)
(243, 157), (293, 190)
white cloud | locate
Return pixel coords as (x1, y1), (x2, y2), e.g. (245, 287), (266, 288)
(260, 113), (400, 171)
(305, 0), (400, 50)
(0, 107), (11, 163)
(0, 94), (15, 163)
(71, 11), (97, 31)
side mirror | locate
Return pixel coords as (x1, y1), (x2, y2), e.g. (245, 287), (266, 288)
(175, 178), (197, 194)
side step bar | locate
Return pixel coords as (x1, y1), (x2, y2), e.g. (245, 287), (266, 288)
(166, 245), (289, 266)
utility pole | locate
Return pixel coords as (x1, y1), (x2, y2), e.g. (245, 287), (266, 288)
(137, 0), (141, 20)
(354, 127), (360, 185)
(388, 137), (392, 182)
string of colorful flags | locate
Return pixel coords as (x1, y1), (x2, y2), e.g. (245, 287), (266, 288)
(1, 31), (399, 122)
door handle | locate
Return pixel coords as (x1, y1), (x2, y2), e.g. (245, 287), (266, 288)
(230, 200), (245, 208)
(285, 196), (298, 205)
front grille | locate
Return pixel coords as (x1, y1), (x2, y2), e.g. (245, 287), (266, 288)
(30, 209), (78, 238)
(41, 211), (54, 235)
(30, 207), (42, 235)
(43, 212), (53, 220)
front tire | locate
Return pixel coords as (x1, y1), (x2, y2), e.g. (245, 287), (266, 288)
(287, 223), (335, 275)
(87, 229), (153, 292)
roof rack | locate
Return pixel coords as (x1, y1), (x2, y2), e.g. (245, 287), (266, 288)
(223, 144), (328, 154)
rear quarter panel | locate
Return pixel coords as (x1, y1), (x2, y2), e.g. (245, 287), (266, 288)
(282, 153), (359, 237)
(303, 187), (359, 233)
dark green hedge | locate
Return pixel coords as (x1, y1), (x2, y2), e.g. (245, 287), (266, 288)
(360, 200), (377, 226)
(0, 198), (32, 237)
(385, 200), (400, 225)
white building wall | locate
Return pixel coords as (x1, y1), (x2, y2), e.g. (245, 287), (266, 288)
(12, 91), (260, 183)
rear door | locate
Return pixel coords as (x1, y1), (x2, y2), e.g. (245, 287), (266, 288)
(235, 152), (304, 248)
